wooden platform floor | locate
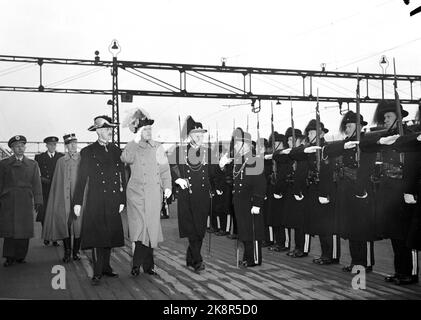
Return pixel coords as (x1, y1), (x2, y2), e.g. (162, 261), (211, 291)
(1, 203), (420, 300)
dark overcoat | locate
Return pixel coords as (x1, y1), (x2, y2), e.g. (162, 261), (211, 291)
(73, 142), (126, 249)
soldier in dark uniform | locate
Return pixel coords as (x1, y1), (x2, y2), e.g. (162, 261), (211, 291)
(298, 120), (340, 265)
(35, 136), (64, 246)
(277, 128), (309, 258)
(0, 136), (43, 266)
(73, 115), (126, 285)
(170, 116), (215, 273)
(221, 128), (266, 267)
(360, 100), (419, 285)
(323, 111), (376, 271)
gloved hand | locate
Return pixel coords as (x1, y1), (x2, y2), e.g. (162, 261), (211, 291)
(417, 134), (421, 142)
(216, 189), (223, 196)
(219, 153), (233, 168)
(175, 178), (189, 190)
(304, 146), (322, 153)
(404, 193), (417, 204)
(164, 188), (172, 199)
(264, 154), (273, 160)
(344, 141), (359, 149)
(282, 148), (292, 155)
(74, 205), (81, 217)
(274, 194), (282, 199)
(318, 196), (330, 204)
(378, 135), (400, 145)
(119, 204), (125, 213)
(251, 206), (260, 215)
(294, 194), (304, 201)
(355, 192), (368, 199)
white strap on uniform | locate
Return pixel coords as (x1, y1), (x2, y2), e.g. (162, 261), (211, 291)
(207, 216), (210, 228)
(216, 216), (221, 229)
(367, 241), (372, 267)
(284, 228), (290, 248)
(269, 226), (273, 242)
(332, 235), (338, 259)
(304, 234), (310, 253)
(226, 214), (231, 233)
(412, 250), (418, 276)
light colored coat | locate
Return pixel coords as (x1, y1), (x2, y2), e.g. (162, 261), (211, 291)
(121, 140), (171, 248)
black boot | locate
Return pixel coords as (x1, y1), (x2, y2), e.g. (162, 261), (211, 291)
(73, 238), (81, 261)
(62, 238), (71, 263)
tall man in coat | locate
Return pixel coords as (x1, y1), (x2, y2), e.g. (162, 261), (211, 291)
(219, 128), (266, 267)
(42, 133), (83, 263)
(169, 116), (215, 273)
(73, 115), (126, 286)
(35, 136), (64, 246)
(0, 136), (43, 267)
(121, 108), (172, 276)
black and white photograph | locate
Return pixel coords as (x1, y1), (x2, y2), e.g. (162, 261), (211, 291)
(0, 0), (421, 309)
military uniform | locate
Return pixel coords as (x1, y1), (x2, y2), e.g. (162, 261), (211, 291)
(35, 137), (64, 226)
(0, 136), (43, 266)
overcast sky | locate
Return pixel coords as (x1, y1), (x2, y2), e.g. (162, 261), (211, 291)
(1, 0), (421, 152)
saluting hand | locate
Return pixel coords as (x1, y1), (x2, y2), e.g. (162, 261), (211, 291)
(304, 146), (322, 153)
(378, 134), (400, 145)
(344, 141), (359, 149)
(417, 134), (421, 142)
(282, 148), (292, 155)
(219, 153), (232, 168)
(251, 206), (260, 215)
(264, 154), (273, 160)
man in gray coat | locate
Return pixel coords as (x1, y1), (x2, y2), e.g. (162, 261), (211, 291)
(121, 108), (172, 276)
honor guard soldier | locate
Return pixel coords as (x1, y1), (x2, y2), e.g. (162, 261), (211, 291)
(42, 133), (83, 263)
(121, 108), (172, 276)
(360, 100), (419, 285)
(73, 115), (126, 285)
(170, 116), (216, 273)
(220, 128), (266, 267)
(0, 136), (43, 267)
(35, 136), (64, 246)
(323, 111), (376, 271)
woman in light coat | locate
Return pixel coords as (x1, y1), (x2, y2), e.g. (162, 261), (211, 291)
(121, 108), (172, 276)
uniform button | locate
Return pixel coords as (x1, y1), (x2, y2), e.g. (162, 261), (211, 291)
(104, 190), (107, 193)
(102, 181), (105, 184)
(101, 172), (104, 175)
(114, 181), (117, 184)
(113, 190), (116, 193)
(187, 170), (190, 173)
(202, 184), (204, 187)
(239, 184), (242, 186)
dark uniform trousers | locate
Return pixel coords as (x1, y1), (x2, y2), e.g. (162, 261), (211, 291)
(349, 240), (375, 267)
(3, 238), (29, 260)
(133, 241), (154, 272)
(294, 228), (311, 253)
(187, 237), (203, 267)
(392, 239), (419, 277)
(319, 235), (341, 260)
(273, 227), (291, 248)
(91, 248), (113, 277)
(243, 240), (262, 265)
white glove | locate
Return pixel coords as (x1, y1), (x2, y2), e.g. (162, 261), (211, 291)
(216, 189), (223, 196)
(318, 196), (330, 204)
(175, 178), (189, 190)
(74, 205), (81, 217)
(164, 188), (172, 199)
(417, 134), (421, 142)
(344, 141), (360, 149)
(119, 204), (125, 213)
(134, 130), (142, 144)
(355, 192), (368, 199)
(274, 194), (282, 199)
(219, 153), (233, 168)
(264, 154), (273, 160)
(379, 135), (400, 145)
(304, 146), (322, 153)
(404, 193), (417, 204)
(251, 206), (260, 214)
(282, 148), (292, 155)
(294, 194), (304, 201)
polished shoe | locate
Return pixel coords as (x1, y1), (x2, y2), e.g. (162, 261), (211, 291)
(207, 227), (216, 233)
(194, 262), (205, 272)
(144, 269), (158, 276)
(15, 259), (26, 264)
(292, 251), (308, 258)
(394, 275), (419, 286)
(313, 257), (333, 265)
(102, 271), (118, 278)
(273, 245), (289, 252)
(52, 241), (60, 247)
(342, 265), (354, 272)
(91, 275), (101, 286)
(43, 240), (50, 246)
(131, 266), (140, 276)
(366, 266), (373, 273)
(227, 234), (238, 240)
(240, 261), (258, 268)
(186, 260), (194, 268)
(72, 253), (81, 261)
(3, 258), (15, 267)
(62, 249), (71, 263)
(262, 241), (274, 248)
(385, 274), (400, 283)
(331, 259), (340, 265)
(216, 230), (230, 236)
(160, 215), (169, 219)
(286, 250), (297, 257)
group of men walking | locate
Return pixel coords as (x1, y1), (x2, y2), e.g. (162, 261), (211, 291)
(0, 99), (420, 288)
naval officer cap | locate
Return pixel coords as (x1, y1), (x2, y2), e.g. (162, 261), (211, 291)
(44, 136), (59, 144)
(88, 115), (118, 131)
(8, 135), (27, 148)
